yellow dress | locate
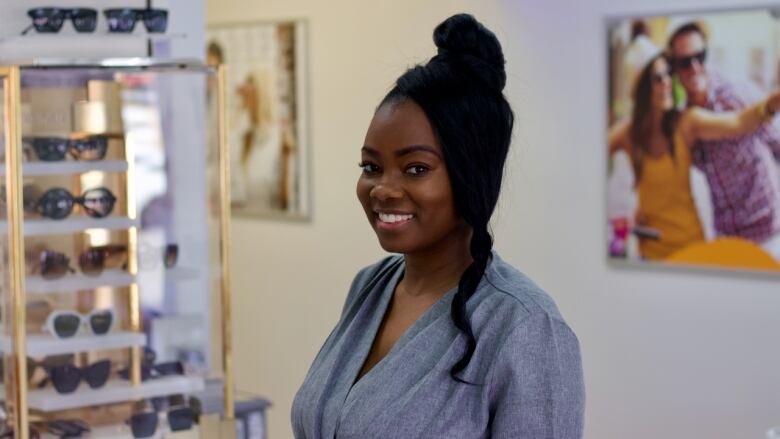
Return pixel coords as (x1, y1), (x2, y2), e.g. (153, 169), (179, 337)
(636, 134), (705, 260)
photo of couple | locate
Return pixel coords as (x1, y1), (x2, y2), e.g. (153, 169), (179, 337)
(607, 7), (780, 273)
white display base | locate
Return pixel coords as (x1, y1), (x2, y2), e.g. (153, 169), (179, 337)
(0, 331), (145, 357)
(28, 375), (205, 412)
(0, 217), (137, 236)
(26, 270), (135, 294)
(0, 160), (128, 177)
(70, 422), (199, 439)
(164, 267), (200, 282)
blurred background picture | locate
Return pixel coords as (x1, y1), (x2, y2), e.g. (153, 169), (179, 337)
(607, 7), (780, 273)
(207, 20), (310, 220)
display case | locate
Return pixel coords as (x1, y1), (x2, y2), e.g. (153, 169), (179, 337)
(0, 59), (234, 438)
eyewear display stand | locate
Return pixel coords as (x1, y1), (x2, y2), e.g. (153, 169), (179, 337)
(0, 59), (234, 439)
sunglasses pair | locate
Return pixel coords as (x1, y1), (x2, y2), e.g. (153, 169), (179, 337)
(118, 347), (184, 382)
(23, 8), (97, 35)
(40, 359), (111, 394)
(673, 49), (707, 71)
(0, 354), (74, 381)
(33, 245), (128, 279)
(128, 396), (194, 438)
(30, 187), (116, 220)
(43, 309), (115, 339)
(104, 8), (168, 33)
(41, 420), (90, 438)
(23, 8), (168, 34)
(23, 136), (108, 162)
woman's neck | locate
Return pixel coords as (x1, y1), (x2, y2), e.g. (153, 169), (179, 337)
(401, 227), (474, 298)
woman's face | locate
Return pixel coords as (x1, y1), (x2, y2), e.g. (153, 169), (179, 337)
(357, 99), (468, 255)
(651, 57), (674, 111)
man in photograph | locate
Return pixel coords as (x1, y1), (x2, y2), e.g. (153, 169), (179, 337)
(668, 22), (780, 259)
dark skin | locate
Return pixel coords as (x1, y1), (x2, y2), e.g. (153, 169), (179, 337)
(355, 99), (473, 380)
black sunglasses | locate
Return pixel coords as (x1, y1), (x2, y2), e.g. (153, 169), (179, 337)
(23, 136), (108, 162)
(40, 359), (112, 394)
(29, 186), (117, 220)
(22, 8), (98, 35)
(673, 49), (707, 71)
(128, 396), (194, 438)
(104, 8), (168, 33)
(0, 354), (74, 382)
(32, 245), (128, 279)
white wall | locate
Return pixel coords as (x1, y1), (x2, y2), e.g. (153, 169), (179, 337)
(206, 0), (780, 438)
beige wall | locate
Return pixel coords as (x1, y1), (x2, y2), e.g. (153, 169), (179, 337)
(207, 0), (780, 438)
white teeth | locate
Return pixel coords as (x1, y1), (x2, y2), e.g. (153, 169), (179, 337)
(378, 213), (413, 223)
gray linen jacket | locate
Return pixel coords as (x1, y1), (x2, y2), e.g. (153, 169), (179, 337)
(292, 252), (585, 438)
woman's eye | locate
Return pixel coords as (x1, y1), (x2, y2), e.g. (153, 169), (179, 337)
(406, 165), (429, 175)
(359, 161), (379, 174)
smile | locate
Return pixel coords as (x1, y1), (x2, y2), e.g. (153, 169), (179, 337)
(375, 212), (414, 230)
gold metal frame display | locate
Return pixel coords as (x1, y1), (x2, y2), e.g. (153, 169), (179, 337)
(0, 60), (234, 438)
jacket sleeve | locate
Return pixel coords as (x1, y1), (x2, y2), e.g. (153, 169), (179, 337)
(488, 312), (585, 439)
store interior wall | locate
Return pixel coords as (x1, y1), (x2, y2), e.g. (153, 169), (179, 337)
(205, 0), (780, 438)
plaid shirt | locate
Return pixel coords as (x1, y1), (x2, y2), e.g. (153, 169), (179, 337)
(692, 73), (780, 242)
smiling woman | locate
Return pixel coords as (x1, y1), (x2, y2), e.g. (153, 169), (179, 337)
(292, 13), (585, 439)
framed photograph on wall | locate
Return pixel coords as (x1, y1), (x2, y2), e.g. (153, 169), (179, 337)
(606, 6), (780, 274)
(207, 19), (311, 220)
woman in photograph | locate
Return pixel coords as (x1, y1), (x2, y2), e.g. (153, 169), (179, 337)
(609, 53), (780, 260)
(292, 13), (585, 439)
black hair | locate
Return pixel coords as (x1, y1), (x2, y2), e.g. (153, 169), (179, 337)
(379, 14), (514, 383)
(668, 21), (707, 52)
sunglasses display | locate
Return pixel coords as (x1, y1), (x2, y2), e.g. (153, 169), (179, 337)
(40, 359), (111, 394)
(23, 136), (108, 162)
(104, 8), (168, 33)
(30, 186), (116, 220)
(43, 309), (115, 339)
(0, 354), (75, 381)
(673, 49), (707, 71)
(119, 348), (184, 381)
(22, 8), (98, 35)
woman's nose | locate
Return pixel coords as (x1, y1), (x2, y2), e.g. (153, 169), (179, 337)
(370, 178), (403, 202)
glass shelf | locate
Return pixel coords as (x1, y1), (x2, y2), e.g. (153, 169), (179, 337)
(0, 160), (128, 177)
(26, 269), (135, 295)
(0, 217), (138, 236)
(0, 331), (145, 357)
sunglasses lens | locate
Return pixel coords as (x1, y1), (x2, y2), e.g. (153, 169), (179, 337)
(105, 9), (138, 33)
(28, 9), (64, 32)
(40, 251), (70, 279)
(70, 136), (108, 160)
(70, 9), (97, 32)
(80, 188), (116, 218)
(38, 188), (75, 219)
(164, 244), (179, 268)
(153, 361), (184, 377)
(79, 249), (105, 276)
(53, 314), (81, 338)
(168, 407), (194, 431)
(144, 9), (168, 33)
(129, 412), (158, 438)
(30, 138), (68, 161)
(84, 359), (111, 388)
(89, 310), (113, 335)
(50, 364), (81, 393)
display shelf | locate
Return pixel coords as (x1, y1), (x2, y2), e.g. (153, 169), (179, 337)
(0, 160), (128, 177)
(0, 331), (145, 357)
(0, 33), (187, 44)
(26, 269), (135, 295)
(0, 217), (137, 236)
(28, 375), (205, 412)
(70, 422), (199, 439)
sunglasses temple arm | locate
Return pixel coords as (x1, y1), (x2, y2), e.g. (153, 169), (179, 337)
(20, 24), (34, 36)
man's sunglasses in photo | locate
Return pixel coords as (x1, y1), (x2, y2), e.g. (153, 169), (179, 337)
(22, 7), (168, 35)
(673, 49), (707, 71)
(22, 8), (97, 35)
(42, 308), (115, 339)
(30, 245), (128, 279)
(23, 135), (109, 162)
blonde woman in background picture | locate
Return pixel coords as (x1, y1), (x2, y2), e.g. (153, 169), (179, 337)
(609, 53), (780, 260)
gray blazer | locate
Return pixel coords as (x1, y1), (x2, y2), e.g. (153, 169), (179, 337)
(292, 252), (585, 438)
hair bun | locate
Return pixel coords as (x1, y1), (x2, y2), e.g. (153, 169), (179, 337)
(433, 14), (506, 91)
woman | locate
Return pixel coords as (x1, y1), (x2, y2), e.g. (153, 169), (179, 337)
(292, 14), (585, 438)
(609, 53), (780, 260)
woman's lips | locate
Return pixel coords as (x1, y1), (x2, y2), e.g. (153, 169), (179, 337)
(375, 212), (414, 231)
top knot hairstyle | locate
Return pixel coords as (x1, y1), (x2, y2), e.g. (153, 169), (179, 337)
(380, 14), (514, 383)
